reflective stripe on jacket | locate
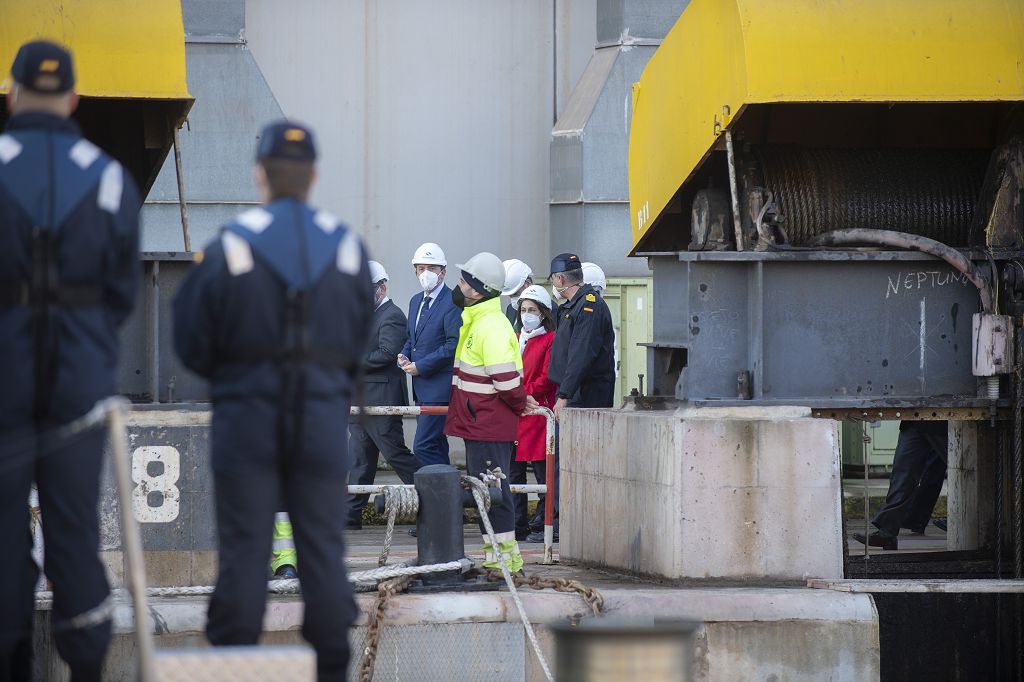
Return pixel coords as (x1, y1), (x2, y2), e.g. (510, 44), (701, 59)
(444, 297), (527, 441)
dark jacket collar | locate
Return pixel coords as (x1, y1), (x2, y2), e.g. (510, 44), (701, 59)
(566, 283), (597, 307)
(5, 111), (81, 136)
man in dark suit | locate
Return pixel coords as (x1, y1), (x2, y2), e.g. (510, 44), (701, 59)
(398, 242), (462, 467)
(347, 261), (419, 529)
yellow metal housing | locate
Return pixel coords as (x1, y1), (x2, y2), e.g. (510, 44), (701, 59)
(0, 0), (193, 194)
(628, 0), (1024, 253)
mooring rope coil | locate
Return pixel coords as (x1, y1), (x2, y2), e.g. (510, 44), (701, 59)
(378, 485), (419, 567)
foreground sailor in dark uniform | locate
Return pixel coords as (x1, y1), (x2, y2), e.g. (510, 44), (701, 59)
(174, 121), (372, 681)
(0, 41), (141, 681)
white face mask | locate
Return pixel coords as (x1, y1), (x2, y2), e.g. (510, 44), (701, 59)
(521, 312), (542, 332)
(551, 285), (566, 304)
(418, 270), (439, 292)
(509, 296), (520, 310)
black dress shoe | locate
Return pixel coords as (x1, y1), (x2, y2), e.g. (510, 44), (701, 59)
(852, 531), (898, 550)
(407, 528), (417, 537)
(933, 518), (947, 532)
(525, 530), (557, 543)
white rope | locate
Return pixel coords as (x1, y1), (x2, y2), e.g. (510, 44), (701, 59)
(379, 486), (419, 567)
(34, 559), (473, 605)
(462, 475), (554, 682)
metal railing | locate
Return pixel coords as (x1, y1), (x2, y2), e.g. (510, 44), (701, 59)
(349, 404), (557, 564)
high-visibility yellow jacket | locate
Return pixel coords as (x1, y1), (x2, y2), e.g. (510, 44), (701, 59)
(444, 297), (526, 441)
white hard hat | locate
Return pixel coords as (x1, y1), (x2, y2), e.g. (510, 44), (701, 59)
(411, 242), (447, 266)
(368, 260), (389, 284)
(581, 262), (607, 292)
(501, 258), (533, 296)
(516, 284), (553, 311)
(456, 252), (505, 294)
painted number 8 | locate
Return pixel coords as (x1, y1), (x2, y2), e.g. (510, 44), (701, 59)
(131, 446), (181, 523)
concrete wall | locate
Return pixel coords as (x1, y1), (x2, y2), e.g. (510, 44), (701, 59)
(242, 0), (598, 311)
(560, 406), (845, 580)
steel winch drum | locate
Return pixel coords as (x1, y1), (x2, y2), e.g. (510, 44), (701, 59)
(743, 146), (991, 245)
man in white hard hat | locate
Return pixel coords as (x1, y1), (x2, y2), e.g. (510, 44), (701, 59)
(501, 258), (534, 332)
(347, 261), (420, 529)
(399, 243), (462, 469)
(445, 252), (531, 573)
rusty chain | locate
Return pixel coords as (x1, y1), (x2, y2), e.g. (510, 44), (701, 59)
(357, 574), (414, 682)
(483, 569), (605, 617)
(354, 570), (604, 681)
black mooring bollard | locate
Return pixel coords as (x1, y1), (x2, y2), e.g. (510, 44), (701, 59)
(414, 464), (465, 586)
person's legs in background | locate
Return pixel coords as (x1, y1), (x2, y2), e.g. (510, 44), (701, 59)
(901, 451), (946, 534)
(465, 440), (522, 572)
(373, 414), (419, 483)
(509, 457), (530, 540)
(346, 421), (380, 529)
(412, 404), (449, 467)
(527, 422), (558, 543)
(854, 422), (945, 550)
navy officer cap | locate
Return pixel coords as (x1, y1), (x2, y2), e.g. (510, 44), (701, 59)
(10, 40), (75, 94)
(256, 120), (317, 162)
(549, 252), (582, 277)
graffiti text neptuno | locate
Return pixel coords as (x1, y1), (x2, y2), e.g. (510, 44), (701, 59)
(886, 270), (969, 299)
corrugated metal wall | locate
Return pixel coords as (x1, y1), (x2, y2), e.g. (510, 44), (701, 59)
(550, 0), (688, 278)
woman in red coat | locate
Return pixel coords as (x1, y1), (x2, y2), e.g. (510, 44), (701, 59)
(511, 285), (558, 540)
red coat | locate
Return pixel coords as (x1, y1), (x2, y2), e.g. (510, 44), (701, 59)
(516, 331), (557, 461)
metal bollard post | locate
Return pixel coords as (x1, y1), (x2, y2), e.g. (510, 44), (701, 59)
(414, 464), (466, 587)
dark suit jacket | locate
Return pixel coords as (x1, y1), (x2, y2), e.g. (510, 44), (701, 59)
(362, 299), (410, 407)
(400, 283), (463, 404)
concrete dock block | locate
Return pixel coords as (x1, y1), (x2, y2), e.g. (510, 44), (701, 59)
(33, 585), (877, 681)
(561, 407), (843, 580)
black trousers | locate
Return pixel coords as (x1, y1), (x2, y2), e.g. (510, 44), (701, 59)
(348, 415), (419, 519)
(900, 451), (946, 532)
(872, 422), (948, 536)
(464, 440), (515, 537)
(509, 458), (546, 535)
(0, 423), (111, 682)
(206, 397), (357, 682)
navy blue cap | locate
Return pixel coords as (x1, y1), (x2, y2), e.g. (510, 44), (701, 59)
(10, 40), (75, 94)
(549, 252), (582, 277)
(256, 120), (317, 162)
